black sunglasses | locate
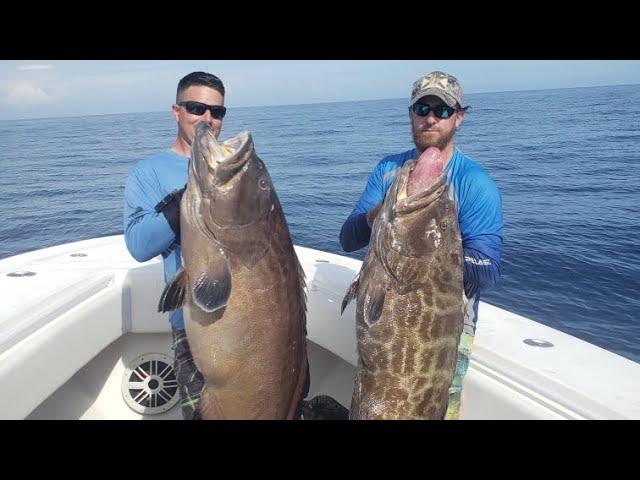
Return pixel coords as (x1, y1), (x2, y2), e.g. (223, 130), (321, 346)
(411, 103), (456, 119)
(178, 101), (227, 119)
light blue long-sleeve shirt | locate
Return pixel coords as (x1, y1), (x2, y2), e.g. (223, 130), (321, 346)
(123, 150), (189, 329)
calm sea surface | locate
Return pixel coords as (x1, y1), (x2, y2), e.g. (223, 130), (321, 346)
(1, 84), (639, 363)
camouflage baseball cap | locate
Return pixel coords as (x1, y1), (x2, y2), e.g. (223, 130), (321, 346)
(410, 71), (463, 108)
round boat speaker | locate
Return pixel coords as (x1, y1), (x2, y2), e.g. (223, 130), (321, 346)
(122, 353), (179, 415)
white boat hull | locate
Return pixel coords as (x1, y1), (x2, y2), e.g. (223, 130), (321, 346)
(1, 235), (638, 419)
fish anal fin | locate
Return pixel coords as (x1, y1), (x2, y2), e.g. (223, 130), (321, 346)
(199, 387), (226, 419)
(158, 268), (187, 312)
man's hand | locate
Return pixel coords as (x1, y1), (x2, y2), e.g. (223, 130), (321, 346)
(366, 203), (382, 228)
(155, 185), (186, 241)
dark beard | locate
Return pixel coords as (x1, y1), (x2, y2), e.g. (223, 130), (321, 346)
(412, 125), (456, 152)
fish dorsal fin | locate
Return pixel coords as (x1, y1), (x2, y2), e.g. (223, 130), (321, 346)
(158, 267), (187, 312)
(294, 254), (308, 334)
(192, 255), (232, 314)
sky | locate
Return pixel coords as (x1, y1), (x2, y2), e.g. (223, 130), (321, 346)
(1, 60), (639, 121)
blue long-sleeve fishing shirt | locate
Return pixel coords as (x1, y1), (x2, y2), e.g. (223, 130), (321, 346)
(123, 150), (189, 330)
(339, 147), (503, 334)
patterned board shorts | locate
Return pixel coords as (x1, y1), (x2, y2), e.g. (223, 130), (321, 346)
(444, 331), (475, 420)
(170, 328), (205, 420)
(170, 328), (310, 420)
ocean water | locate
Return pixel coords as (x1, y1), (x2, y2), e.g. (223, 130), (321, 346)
(1, 84), (639, 363)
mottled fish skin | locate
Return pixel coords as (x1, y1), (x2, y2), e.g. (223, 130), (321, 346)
(345, 154), (464, 420)
(164, 123), (308, 419)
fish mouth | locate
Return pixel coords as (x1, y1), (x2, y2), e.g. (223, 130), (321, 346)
(394, 161), (446, 214)
(194, 123), (252, 185)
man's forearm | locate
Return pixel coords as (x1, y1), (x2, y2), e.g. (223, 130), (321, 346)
(339, 212), (371, 252)
(125, 208), (176, 262)
(462, 247), (502, 298)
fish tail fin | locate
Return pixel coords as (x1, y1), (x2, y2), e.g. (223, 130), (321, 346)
(158, 267), (187, 312)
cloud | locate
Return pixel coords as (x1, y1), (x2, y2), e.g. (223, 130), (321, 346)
(18, 64), (54, 71)
(2, 83), (54, 106)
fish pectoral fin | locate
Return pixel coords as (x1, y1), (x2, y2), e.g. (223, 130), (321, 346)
(341, 274), (360, 315)
(158, 268), (187, 312)
(364, 283), (386, 326)
(192, 262), (232, 313)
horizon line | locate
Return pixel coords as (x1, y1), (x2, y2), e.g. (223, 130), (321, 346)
(1, 82), (638, 122)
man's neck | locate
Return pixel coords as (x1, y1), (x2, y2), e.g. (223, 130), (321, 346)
(171, 137), (191, 157)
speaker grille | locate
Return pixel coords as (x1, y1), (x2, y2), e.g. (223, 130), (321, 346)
(122, 353), (179, 415)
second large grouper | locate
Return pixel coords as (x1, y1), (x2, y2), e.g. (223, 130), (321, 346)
(342, 147), (464, 420)
(159, 123), (309, 419)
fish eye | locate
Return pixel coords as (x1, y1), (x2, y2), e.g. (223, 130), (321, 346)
(258, 177), (269, 190)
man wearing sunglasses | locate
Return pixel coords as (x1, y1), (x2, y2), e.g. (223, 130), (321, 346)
(339, 71), (503, 419)
(123, 71), (226, 420)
